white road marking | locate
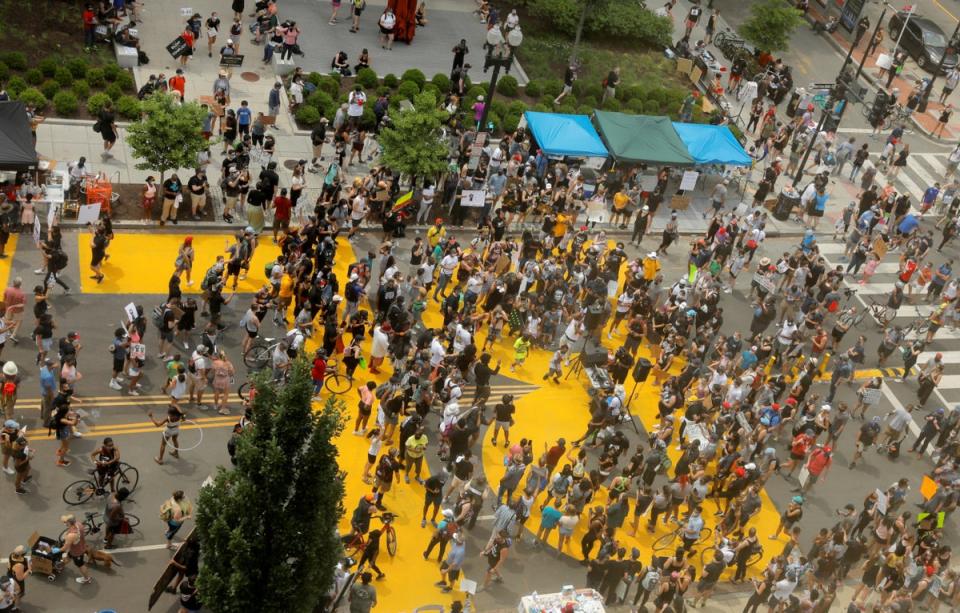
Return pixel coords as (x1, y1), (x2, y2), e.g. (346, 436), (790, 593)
(1, 543), (169, 564)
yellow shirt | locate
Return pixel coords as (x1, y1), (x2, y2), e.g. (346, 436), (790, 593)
(643, 258), (660, 281)
(613, 191), (630, 211)
(553, 213), (569, 237)
(427, 225), (446, 248)
(278, 274), (295, 299)
(405, 434), (428, 458)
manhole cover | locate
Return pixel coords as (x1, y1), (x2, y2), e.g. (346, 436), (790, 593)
(240, 72), (260, 82)
(283, 159), (299, 170)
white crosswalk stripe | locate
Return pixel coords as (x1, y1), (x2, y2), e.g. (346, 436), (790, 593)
(881, 153), (953, 207)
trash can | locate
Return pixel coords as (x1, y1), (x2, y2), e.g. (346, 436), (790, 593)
(773, 189), (800, 221)
(786, 89), (802, 117)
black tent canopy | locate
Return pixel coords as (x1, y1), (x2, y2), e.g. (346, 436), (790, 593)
(0, 101), (38, 170)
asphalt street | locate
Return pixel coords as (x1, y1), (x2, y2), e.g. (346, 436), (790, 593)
(1, 225), (958, 612)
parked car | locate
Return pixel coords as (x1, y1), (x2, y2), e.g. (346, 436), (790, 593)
(888, 11), (959, 73)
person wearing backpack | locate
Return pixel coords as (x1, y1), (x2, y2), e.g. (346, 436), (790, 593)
(159, 490), (193, 549)
(43, 248), (69, 293)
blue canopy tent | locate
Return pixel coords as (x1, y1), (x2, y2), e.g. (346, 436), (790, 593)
(671, 123), (752, 167)
(523, 111), (609, 158)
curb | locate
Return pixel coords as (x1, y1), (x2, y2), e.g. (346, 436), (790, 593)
(801, 10), (937, 140)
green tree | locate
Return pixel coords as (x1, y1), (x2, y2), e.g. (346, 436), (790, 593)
(738, 0), (804, 52)
(124, 93), (207, 183)
(378, 91), (450, 184)
(196, 362), (346, 613)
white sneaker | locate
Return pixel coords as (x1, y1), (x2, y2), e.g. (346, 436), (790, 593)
(130, 389), (141, 396)
(76, 577), (92, 584)
(33, 268), (43, 274)
(186, 281), (194, 286)
(109, 380), (122, 390)
(2, 466), (14, 475)
(72, 431), (83, 438)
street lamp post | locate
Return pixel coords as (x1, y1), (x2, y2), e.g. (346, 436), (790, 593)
(853, 4), (889, 82)
(478, 26), (523, 132)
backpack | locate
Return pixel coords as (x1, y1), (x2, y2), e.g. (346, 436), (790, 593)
(159, 499), (174, 521)
(641, 568), (661, 591)
(51, 250), (68, 271)
(353, 0), (366, 9)
(201, 268), (218, 290)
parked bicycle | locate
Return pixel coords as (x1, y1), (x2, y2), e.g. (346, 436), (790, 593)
(243, 337), (282, 370)
(62, 462), (140, 505)
(342, 512), (398, 557)
(652, 523), (713, 553)
(57, 510), (141, 546)
(700, 541), (763, 569)
(324, 358), (352, 395)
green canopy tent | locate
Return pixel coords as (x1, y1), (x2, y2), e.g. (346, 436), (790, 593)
(592, 111), (694, 166)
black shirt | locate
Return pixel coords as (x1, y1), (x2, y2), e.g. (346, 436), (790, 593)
(494, 402), (515, 422)
(564, 66), (575, 87)
(188, 174), (206, 195)
(474, 360), (499, 386)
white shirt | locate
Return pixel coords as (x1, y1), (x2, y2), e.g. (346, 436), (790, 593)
(350, 195), (368, 220)
(778, 321), (798, 345)
(429, 337), (446, 367)
(772, 578), (797, 602)
(453, 325), (471, 353)
(421, 185), (435, 204)
(440, 254), (459, 276)
(290, 81), (304, 104)
(347, 90), (367, 117)
(370, 326), (389, 358)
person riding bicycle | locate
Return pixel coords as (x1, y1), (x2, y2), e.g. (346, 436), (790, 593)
(680, 506), (705, 552)
(90, 437), (120, 493)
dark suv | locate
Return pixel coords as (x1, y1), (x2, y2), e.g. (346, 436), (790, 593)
(888, 11), (958, 73)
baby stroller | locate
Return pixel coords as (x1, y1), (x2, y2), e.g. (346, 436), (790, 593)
(28, 531), (65, 581)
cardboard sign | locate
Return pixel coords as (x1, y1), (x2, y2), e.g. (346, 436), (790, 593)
(180, 7), (194, 16)
(860, 387), (882, 406)
(124, 302), (139, 323)
(77, 203), (101, 225)
(679, 171), (699, 191)
(460, 189), (487, 208)
(920, 475), (939, 500)
(670, 194), (690, 210)
(166, 36), (190, 59)
(874, 489), (888, 515)
(220, 54), (244, 67)
(875, 53), (893, 70)
(32, 216), (40, 247)
(752, 272), (776, 294)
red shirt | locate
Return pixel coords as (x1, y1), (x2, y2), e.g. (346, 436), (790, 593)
(182, 30), (195, 48)
(83, 9), (96, 28)
(806, 448), (832, 476)
(311, 358), (327, 381)
(273, 196), (292, 221)
(169, 75), (186, 97)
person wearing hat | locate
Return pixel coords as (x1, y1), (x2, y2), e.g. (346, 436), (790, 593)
(0, 418), (17, 475)
(0, 361), (17, 422)
(770, 495), (803, 541)
(631, 204), (651, 246)
(657, 212), (679, 255)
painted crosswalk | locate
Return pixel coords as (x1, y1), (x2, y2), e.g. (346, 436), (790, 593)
(814, 216), (960, 406)
(875, 152), (954, 212)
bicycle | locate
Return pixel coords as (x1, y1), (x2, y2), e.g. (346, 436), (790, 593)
(324, 358), (352, 395)
(853, 297), (895, 329)
(700, 542), (763, 569)
(57, 510), (141, 546)
(62, 462), (140, 505)
(652, 524), (713, 553)
(903, 307), (931, 337)
(342, 512), (398, 557)
(243, 337), (282, 370)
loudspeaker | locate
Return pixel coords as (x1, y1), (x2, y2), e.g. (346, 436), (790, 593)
(581, 349), (609, 368)
(632, 358), (653, 383)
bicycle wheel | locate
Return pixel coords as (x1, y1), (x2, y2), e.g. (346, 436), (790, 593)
(237, 381), (252, 403)
(915, 321), (931, 335)
(385, 526), (397, 556)
(700, 546), (719, 568)
(117, 463), (139, 494)
(243, 343), (271, 370)
(747, 548), (764, 567)
(324, 372), (352, 395)
(343, 533), (364, 557)
(125, 513), (141, 529)
(62, 479), (97, 505)
(852, 311), (866, 328)
(714, 31), (729, 47)
(696, 527), (714, 545)
(652, 530), (678, 552)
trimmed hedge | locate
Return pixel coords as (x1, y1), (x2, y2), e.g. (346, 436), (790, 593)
(66, 58), (89, 79)
(116, 95), (141, 119)
(524, 79), (542, 98)
(356, 68), (379, 90)
(53, 91), (79, 115)
(53, 67), (73, 87)
(116, 71), (135, 92)
(296, 105), (321, 125)
(102, 63), (122, 81)
(38, 58), (58, 78)
(105, 83), (123, 99)
(87, 93), (111, 116)
(397, 80), (420, 101)
(383, 73), (399, 88)
(72, 79), (90, 100)
(39, 80), (59, 101)
(307, 90), (335, 118)
(17, 88), (47, 109)
(0, 62), (8, 83)
(24, 69), (42, 85)
(431, 73), (450, 93)
(86, 67), (106, 88)
(602, 98), (621, 111)
(497, 74), (519, 97)
(7, 77), (26, 97)
(541, 78), (563, 98)
(400, 68), (426, 89)
(0, 52), (26, 71)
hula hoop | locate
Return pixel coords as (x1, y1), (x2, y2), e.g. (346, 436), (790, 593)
(162, 419), (204, 452)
